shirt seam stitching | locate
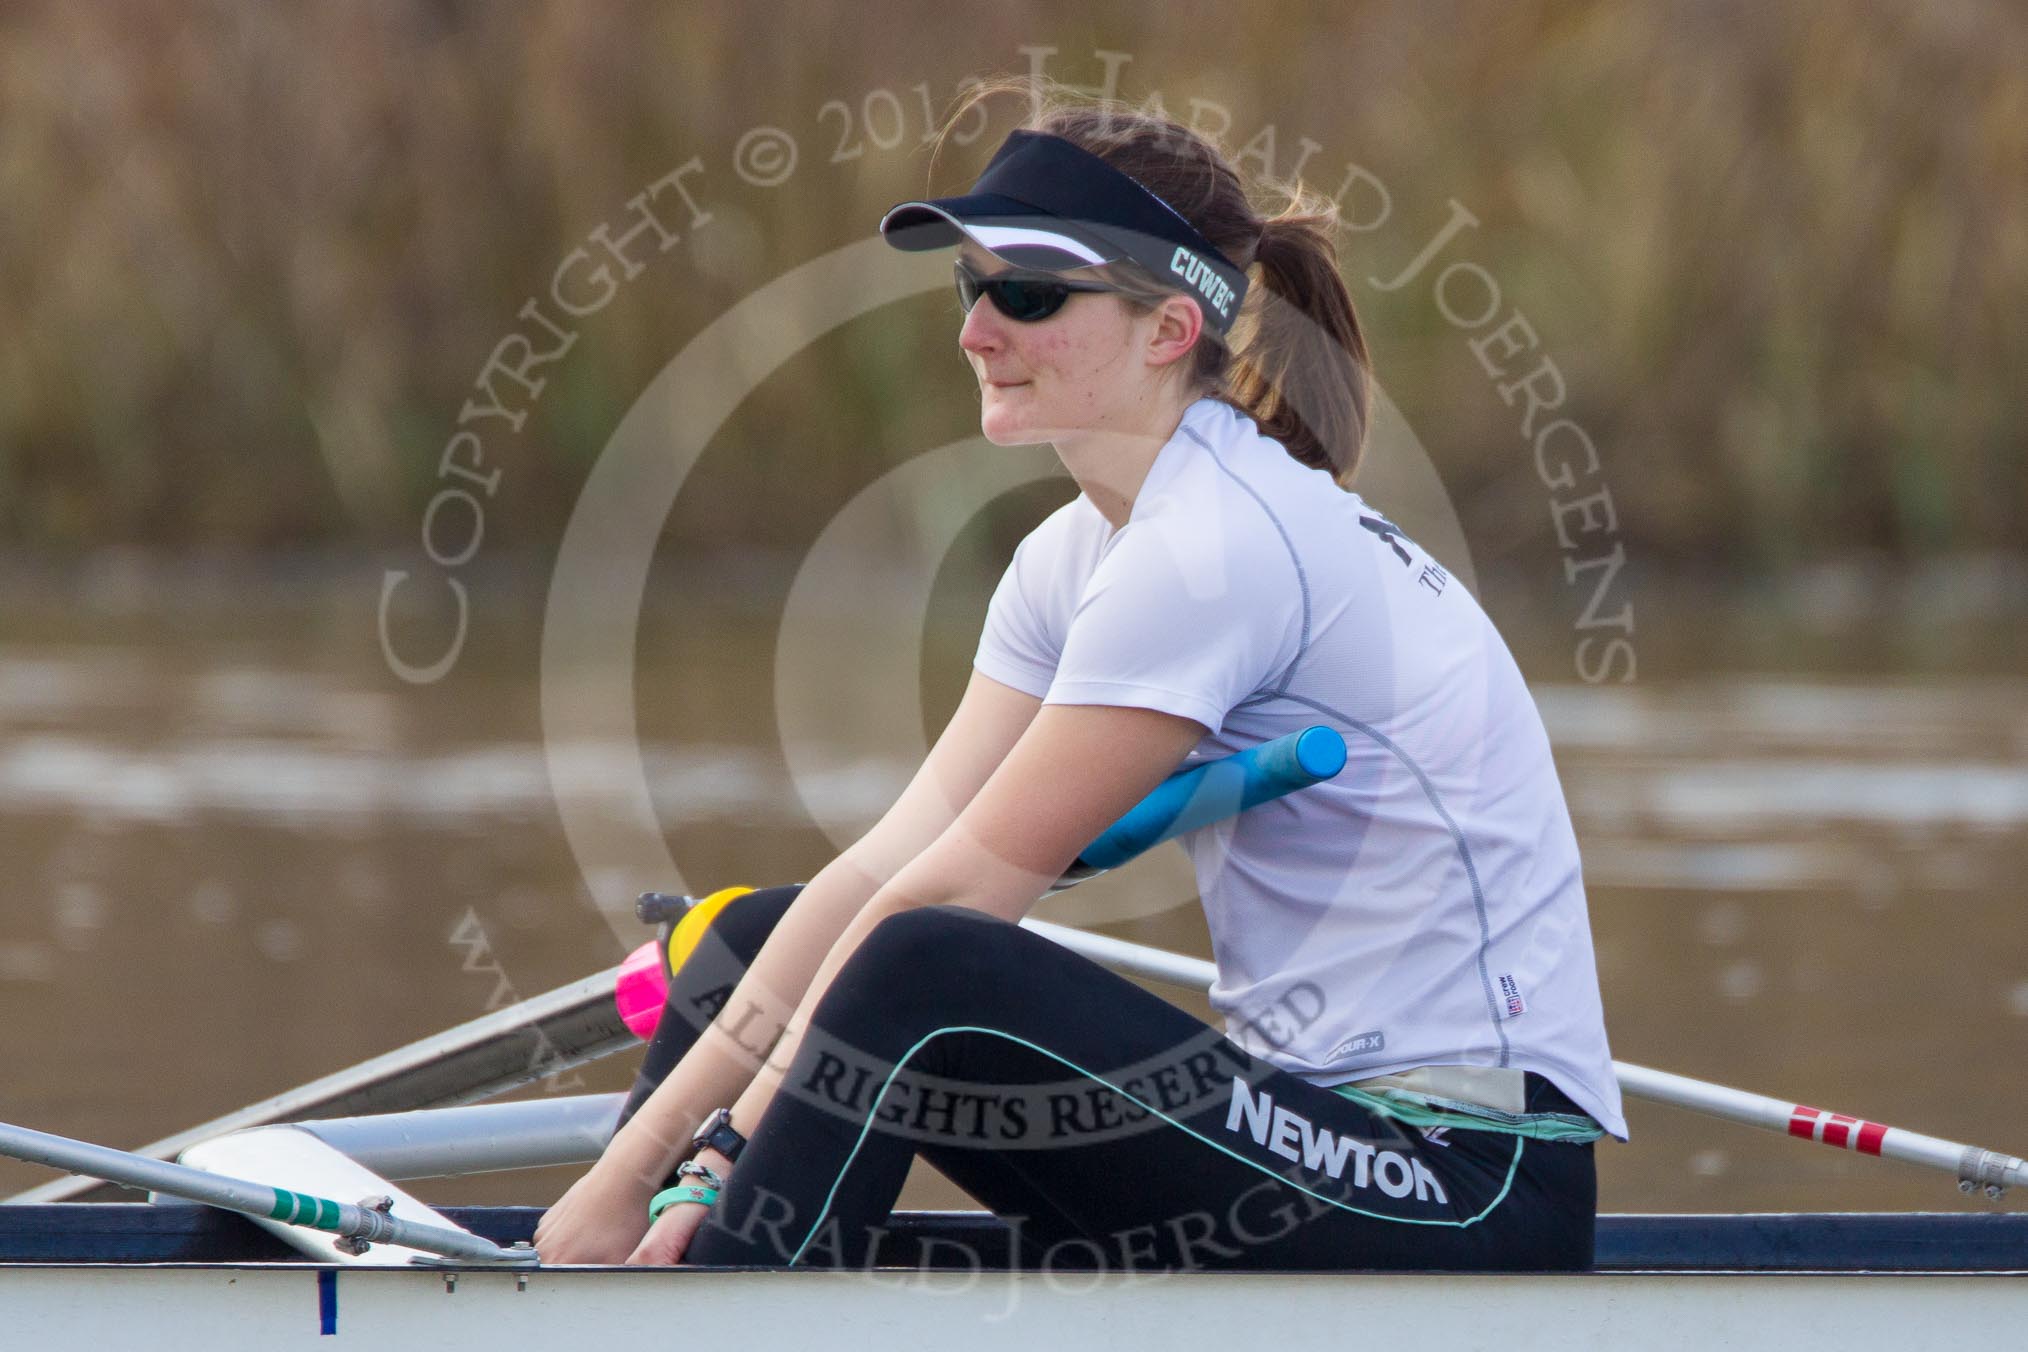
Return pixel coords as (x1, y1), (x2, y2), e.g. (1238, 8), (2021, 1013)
(1183, 425), (1311, 696)
(1250, 691), (1513, 1067)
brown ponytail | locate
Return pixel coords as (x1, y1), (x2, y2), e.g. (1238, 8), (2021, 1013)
(928, 77), (1373, 484)
(1230, 208), (1371, 480)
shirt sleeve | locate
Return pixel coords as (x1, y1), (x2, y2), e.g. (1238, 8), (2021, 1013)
(973, 518), (1067, 699)
(1045, 517), (1304, 733)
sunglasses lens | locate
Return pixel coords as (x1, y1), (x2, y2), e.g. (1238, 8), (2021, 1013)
(990, 278), (1069, 322)
(954, 262), (1074, 322)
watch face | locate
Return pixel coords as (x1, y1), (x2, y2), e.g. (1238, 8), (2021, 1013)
(692, 1107), (744, 1161)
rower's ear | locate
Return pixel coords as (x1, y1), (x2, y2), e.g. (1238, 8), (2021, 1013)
(1143, 293), (1204, 370)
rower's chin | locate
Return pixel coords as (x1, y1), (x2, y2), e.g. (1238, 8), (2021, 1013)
(978, 383), (1040, 444)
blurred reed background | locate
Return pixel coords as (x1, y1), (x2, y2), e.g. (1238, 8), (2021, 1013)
(1, 0), (2021, 573)
(1, 0), (2025, 1214)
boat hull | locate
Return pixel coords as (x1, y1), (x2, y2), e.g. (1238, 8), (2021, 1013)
(3, 1206), (2024, 1349)
(3, 1262), (2025, 1350)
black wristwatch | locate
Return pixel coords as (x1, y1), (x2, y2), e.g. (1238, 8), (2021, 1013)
(690, 1106), (748, 1163)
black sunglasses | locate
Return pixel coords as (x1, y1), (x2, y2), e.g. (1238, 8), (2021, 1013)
(954, 258), (1120, 323)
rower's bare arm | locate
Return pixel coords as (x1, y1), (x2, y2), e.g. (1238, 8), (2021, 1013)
(703, 703), (1205, 1196)
(587, 673), (1042, 1185)
(876, 702), (1209, 922)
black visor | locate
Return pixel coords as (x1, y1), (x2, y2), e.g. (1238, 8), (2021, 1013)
(879, 130), (1249, 335)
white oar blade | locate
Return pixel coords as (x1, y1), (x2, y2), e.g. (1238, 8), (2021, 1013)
(178, 1126), (477, 1266)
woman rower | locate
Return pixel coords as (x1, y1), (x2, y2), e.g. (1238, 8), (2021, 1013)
(535, 81), (1625, 1272)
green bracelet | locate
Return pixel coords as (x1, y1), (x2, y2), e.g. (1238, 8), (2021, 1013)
(648, 1183), (720, 1223)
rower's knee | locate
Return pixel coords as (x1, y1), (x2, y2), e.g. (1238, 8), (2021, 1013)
(854, 904), (1008, 984)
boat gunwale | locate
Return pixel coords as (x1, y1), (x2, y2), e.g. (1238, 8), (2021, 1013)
(3, 1205), (2027, 1273)
(0, 1260), (2025, 1277)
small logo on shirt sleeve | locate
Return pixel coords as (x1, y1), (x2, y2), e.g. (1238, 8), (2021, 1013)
(1498, 974), (1527, 1018)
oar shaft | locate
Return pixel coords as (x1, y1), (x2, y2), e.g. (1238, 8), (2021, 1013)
(1024, 924), (2028, 1197)
(1610, 1061), (2028, 1194)
(1021, 917), (1218, 987)
(0, 1120), (521, 1263)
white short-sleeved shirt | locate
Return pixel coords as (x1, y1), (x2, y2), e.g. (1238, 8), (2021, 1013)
(975, 396), (1627, 1138)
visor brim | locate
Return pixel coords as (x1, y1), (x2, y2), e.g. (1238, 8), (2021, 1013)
(879, 194), (1121, 273)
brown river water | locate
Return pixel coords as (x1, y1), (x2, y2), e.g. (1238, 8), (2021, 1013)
(1, 559), (2024, 1217)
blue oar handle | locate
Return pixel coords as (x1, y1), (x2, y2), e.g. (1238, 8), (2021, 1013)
(1072, 725), (1347, 873)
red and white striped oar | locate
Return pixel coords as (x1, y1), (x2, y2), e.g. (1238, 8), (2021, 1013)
(1612, 1062), (2028, 1198)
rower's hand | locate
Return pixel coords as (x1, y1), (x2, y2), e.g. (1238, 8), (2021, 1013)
(626, 1198), (710, 1265)
(534, 1160), (655, 1265)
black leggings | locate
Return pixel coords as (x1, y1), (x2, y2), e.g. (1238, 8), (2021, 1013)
(620, 886), (1596, 1271)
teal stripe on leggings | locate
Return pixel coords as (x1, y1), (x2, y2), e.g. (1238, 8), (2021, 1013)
(787, 1023), (1524, 1265)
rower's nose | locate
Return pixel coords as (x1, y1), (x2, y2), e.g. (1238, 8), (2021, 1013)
(959, 291), (1007, 357)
